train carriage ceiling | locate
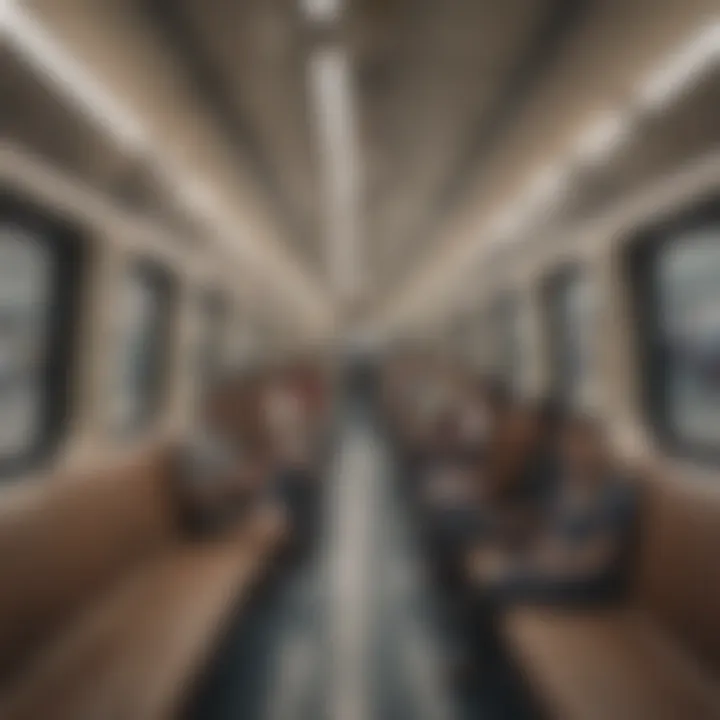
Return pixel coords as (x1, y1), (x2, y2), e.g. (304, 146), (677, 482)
(371, 0), (720, 333)
(351, 0), (581, 288)
(7, 0), (720, 335)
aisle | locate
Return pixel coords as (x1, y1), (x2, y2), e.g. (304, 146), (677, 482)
(327, 400), (458, 720)
(186, 398), (460, 720)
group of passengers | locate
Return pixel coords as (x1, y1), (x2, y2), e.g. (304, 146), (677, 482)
(382, 355), (639, 677)
(173, 360), (329, 558)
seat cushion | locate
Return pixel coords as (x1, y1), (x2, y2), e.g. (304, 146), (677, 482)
(0, 511), (281, 720)
(0, 446), (176, 681)
(632, 470), (720, 674)
(503, 607), (720, 720)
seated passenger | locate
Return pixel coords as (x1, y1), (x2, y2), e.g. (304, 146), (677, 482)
(442, 374), (509, 469)
(481, 376), (512, 428)
(263, 375), (315, 470)
(170, 376), (284, 539)
(429, 402), (553, 600)
(395, 378), (453, 478)
(171, 426), (271, 539)
(406, 372), (487, 479)
(424, 401), (543, 685)
(444, 376), (493, 464)
(468, 416), (638, 605)
(418, 401), (534, 592)
(476, 403), (548, 532)
(530, 396), (566, 498)
(261, 373), (327, 556)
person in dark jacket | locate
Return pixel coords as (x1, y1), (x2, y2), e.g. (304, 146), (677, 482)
(467, 415), (638, 605)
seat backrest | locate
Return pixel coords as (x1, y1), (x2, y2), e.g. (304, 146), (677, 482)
(205, 376), (271, 455)
(0, 446), (177, 682)
(632, 470), (720, 676)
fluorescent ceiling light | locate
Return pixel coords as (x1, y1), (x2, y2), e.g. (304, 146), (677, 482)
(1, 2), (147, 148)
(574, 111), (632, 164)
(308, 45), (362, 299)
(301, 0), (342, 23)
(0, 2), (332, 330)
(523, 164), (568, 209)
(173, 176), (220, 217)
(0, 3), (221, 227)
(481, 163), (567, 254)
(487, 208), (527, 245)
(638, 21), (720, 111)
(378, 20), (720, 334)
(0, 0), (11, 25)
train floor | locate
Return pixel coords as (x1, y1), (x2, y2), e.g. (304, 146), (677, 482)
(185, 399), (539, 720)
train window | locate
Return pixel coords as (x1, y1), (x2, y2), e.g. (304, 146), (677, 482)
(489, 294), (523, 390)
(110, 264), (175, 436)
(0, 229), (53, 462)
(542, 267), (595, 406)
(229, 325), (258, 370)
(0, 197), (84, 475)
(197, 291), (228, 389)
(629, 201), (720, 456)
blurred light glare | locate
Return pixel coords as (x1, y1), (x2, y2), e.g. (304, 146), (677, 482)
(523, 164), (569, 209)
(574, 112), (632, 165)
(1, 3), (147, 149)
(308, 46), (362, 300)
(481, 163), (568, 261)
(638, 21), (720, 111)
(487, 207), (527, 247)
(0, 0), (13, 24)
(174, 177), (220, 217)
(301, 0), (342, 23)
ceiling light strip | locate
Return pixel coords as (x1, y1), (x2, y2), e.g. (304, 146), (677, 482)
(0, 2), (332, 330)
(308, 45), (363, 300)
(301, 0), (343, 24)
(1, 1), (147, 148)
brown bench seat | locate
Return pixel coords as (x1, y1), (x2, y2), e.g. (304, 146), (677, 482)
(0, 447), (178, 684)
(504, 607), (720, 720)
(0, 513), (281, 720)
(500, 468), (720, 720)
(0, 445), (286, 720)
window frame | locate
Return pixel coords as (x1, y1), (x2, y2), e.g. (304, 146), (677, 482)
(488, 291), (523, 390)
(197, 289), (229, 386)
(0, 192), (86, 478)
(111, 259), (177, 438)
(625, 195), (720, 463)
(540, 262), (592, 405)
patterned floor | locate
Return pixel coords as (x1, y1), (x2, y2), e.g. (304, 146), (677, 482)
(186, 398), (535, 720)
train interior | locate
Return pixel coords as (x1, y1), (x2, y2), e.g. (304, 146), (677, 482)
(0, 0), (720, 718)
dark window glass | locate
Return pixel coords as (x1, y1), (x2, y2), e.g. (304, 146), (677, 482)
(490, 294), (522, 390)
(111, 264), (174, 435)
(0, 195), (84, 475)
(628, 199), (720, 456)
(543, 267), (595, 405)
(197, 291), (228, 389)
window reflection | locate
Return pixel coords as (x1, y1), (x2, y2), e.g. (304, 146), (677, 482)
(490, 294), (522, 391)
(544, 269), (595, 407)
(658, 230), (720, 445)
(0, 226), (51, 456)
(197, 292), (227, 393)
(111, 266), (173, 435)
